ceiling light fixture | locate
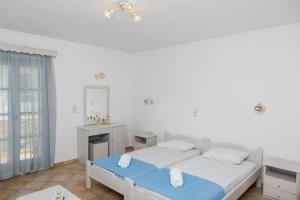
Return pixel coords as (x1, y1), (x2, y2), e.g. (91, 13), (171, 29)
(104, 0), (142, 23)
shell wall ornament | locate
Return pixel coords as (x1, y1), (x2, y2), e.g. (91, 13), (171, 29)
(254, 102), (266, 112)
(95, 72), (105, 80)
(144, 98), (154, 106)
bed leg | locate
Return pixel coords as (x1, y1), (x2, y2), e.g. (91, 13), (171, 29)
(256, 176), (262, 188)
(124, 179), (133, 200)
(86, 160), (92, 189)
(86, 176), (92, 189)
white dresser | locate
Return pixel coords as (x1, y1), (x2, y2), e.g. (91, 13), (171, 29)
(77, 122), (126, 164)
(263, 157), (300, 200)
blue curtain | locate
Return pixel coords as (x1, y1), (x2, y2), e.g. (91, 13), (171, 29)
(0, 50), (56, 180)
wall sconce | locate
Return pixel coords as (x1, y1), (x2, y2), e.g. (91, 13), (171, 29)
(144, 98), (154, 106)
(254, 102), (266, 112)
(94, 72), (105, 80)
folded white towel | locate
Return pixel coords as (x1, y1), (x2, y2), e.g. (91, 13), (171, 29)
(118, 154), (131, 168)
(170, 168), (183, 187)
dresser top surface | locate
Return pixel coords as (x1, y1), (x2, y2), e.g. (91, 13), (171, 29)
(77, 122), (125, 131)
(134, 133), (157, 139)
(264, 157), (300, 173)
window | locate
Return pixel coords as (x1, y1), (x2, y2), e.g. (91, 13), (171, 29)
(19, 66), (41, 161)
(0, 65), (43, 163)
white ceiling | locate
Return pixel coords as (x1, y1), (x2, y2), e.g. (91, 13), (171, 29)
(0, 0), (300, 53)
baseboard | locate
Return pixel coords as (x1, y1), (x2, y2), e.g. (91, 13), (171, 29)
(54, 159), (79, 167)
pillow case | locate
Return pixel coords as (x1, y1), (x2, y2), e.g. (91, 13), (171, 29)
(157, 140), (195, 152)
(203, 147), (249, 165)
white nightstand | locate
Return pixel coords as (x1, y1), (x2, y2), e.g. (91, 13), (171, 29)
(263, 157), (300, 200)
(133, 133), (157, 150)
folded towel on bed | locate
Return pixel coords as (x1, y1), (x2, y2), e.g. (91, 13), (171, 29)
(118, 154), (131, 168)
(93, 155), (157, 180)
(134, 168), (225, 200)
(170, 168), (183, 187)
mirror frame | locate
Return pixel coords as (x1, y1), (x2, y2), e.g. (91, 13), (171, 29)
(83, 85), (110, 125)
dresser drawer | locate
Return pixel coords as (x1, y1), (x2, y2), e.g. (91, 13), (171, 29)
(264, 186), (296, 200)
(89, 129), (111, 136)
(264, 174), (297, 194)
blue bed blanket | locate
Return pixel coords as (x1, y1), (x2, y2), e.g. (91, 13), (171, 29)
(92, 155), (157, 180)
(134, 168), (225, 200)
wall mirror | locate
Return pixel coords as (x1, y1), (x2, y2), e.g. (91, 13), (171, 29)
(83, 86), (110, 125)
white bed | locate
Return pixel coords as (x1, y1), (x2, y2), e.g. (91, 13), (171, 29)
(169, 156), (257, 194)
(86, 135), (206, 200)
(132, 143), (263, 200)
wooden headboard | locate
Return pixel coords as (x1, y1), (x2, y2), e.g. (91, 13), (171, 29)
(164, 132), (210, 153)
(211, 142), (263, 165)
(164, 132), (263, 165)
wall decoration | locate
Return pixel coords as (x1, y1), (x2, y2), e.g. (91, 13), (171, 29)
(144, 98), (154, 106)
(254, 102), (266, 112)
(94, 72), (105, 80)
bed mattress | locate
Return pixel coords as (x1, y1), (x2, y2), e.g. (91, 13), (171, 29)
(173, 156), (258, 194)
(128, 146), (201, 168)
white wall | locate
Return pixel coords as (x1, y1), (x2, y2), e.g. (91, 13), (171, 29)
(0, 28), (134, 163)
(132, 23), (300, 162)
(2, 23), (300, 163)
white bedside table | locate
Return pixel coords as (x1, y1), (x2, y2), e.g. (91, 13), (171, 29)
(263, 157), (300, 200)
(133, 133), (157, 150)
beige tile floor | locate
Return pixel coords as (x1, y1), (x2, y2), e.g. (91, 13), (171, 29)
(0, 161), (267, 200)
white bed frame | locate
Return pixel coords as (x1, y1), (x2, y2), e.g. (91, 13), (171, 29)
(86, 133), (209, 200)
(131, 141), (263, 200)
(86, 160), (133, 200)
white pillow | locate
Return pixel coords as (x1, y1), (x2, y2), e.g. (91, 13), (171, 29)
(157, 140), (195, 152)
(203, 147), (249, 165)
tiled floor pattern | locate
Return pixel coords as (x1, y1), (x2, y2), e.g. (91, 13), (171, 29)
(0, 161), (266, 200)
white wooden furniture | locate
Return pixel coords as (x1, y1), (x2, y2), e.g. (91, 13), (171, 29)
(131, 139), (263, 200)
(77, 122), (126, 164)
(16, 185), (80, 200)
(133, 133), (157, 150)
(86, 133), (205, 200)
(86, 133), (262, 200)
(263, 157), (300, 200)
